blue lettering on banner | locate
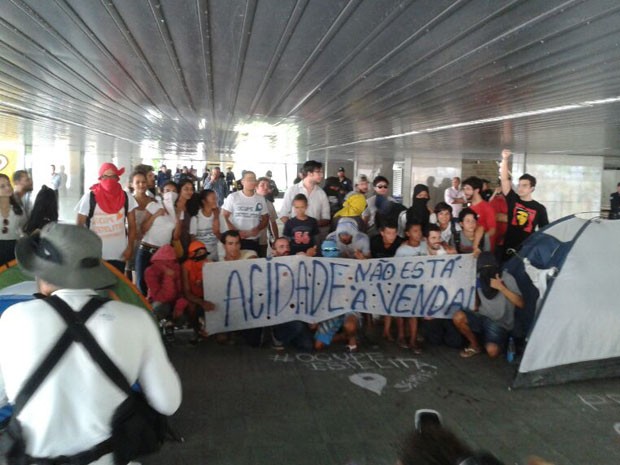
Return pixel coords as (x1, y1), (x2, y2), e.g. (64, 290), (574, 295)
(206, 255), (476, 334)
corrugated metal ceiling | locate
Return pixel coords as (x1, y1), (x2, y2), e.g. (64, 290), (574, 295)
(1, 0), (620, 164)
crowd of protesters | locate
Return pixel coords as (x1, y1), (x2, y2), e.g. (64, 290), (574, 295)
(0, 151), (553, 356)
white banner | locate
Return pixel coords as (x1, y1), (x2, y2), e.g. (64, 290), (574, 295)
(203, 255), (476, 334)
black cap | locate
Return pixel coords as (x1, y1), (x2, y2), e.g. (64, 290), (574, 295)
(338, 167), (345, 172)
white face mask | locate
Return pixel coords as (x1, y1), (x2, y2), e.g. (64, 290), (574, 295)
(163, 191), (178, 203)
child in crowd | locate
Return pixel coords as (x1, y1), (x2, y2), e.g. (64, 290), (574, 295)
(395, 221), (427, 257)
(282, 193), (319, 256)
(143, 244), (189, 342)
(190, 189), (221, 261)
(393, 221), (426, 352)
(182, 240), (215, 342)
(431, 202), (459, 247)
(457, 208), (491, 253)
(313, 239), (361, 352)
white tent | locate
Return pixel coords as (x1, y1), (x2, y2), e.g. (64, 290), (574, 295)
(513, 215), (620, 387)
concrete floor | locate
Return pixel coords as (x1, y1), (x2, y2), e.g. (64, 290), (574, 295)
(142, 329), (620, 465)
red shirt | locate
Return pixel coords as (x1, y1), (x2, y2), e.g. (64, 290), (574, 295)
(489, 195), (508, 246)
(470, 200), (497, 250)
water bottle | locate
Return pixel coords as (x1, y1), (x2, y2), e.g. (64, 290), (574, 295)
(507, 337), (516, 363)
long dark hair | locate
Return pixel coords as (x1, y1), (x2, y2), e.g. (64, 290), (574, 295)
(0, 173), (23, 215)
(23, 185), (58, 234)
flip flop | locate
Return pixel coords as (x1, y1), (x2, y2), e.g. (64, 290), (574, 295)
(460, 346), (482, 358)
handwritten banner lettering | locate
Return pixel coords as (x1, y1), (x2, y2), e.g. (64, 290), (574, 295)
(204, 255), (476, 334)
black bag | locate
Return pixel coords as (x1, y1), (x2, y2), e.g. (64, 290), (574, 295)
(111, 391), (168, 464)
(1, 418), (26, 465)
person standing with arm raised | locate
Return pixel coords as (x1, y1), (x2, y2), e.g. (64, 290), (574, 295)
(499, 149), (549, 260)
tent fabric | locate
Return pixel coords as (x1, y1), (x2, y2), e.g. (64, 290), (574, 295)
(514, 217), (620, 388)
(0, 260), (152, 313)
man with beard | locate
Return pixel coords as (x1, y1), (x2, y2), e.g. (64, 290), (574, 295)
(461, 176), (496, 251)
(12, 170), (33, 217)
(452, 252), (524, 358)
(76, 162), (137, 273)
(426, 224), (455, 256)
(500, 150), (549, 258)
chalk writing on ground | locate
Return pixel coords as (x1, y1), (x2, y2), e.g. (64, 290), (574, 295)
(577, 393), (620, 412)
(394, 369), (437, 393)
(270, 351), (437, 372)
(204, 255), (476, 334)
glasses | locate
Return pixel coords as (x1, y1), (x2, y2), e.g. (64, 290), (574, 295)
(2, 218), (8, 234)
(101, 174), (119, 180)
(376, 184), (388, 189)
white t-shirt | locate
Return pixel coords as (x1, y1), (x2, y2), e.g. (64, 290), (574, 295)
(279, 183), (330, 222)
(76, 192), (137, 261)
(190, 210), (219, 261)
(0, 288), (181, 461)
(222, 191), (267, 240)
(444, 187), (466, 218)
(395, 242), (428, 257)
(142, 201), (178, 247)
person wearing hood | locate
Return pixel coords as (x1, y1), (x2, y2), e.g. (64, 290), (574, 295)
(182, 241), (215, 342)
(452, 252), (524, 358)
(144, 243), (189, 340)
(76, 162), (137, 274)
(406, 184), (432, 234)
(324, 217), (370, 259)
(331, 192), (367, 233)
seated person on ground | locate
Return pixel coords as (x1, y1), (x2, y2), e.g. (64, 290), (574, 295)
(182, 240), (215, 341)
(452, 252), (524, 358)
(324, 217), (370, 259)
(269, 237), (314, 352)
(456, 208), (491, 254)
(313, 240), (361, 352)
(143, 244), (189, 340)
(395, 221), (428, 257)
(426, 224), (455, 256)
(370, 221), (403, 343)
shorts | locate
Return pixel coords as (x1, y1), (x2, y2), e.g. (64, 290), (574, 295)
(465, 311), (508, 347)
(314, 312), (361, 346)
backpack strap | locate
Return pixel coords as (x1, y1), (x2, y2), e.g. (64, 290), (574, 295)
(45, 296), (133, 396)
(12, 296), (109, 417)
(86, 191), (96, 229)
(86, 191), (130, 232)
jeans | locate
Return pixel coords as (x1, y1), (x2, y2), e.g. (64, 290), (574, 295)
(135, 246), (156, 296)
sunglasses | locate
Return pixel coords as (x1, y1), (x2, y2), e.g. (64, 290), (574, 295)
(376, 184), (388, 189)
(2, 218), (8, 234)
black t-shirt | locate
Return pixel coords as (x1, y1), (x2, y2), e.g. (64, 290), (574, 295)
(370, 234), (403, 258)
(610, 192), (620, 217)
(504, 189), (549, 250)
(283, 216), (320, 255)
